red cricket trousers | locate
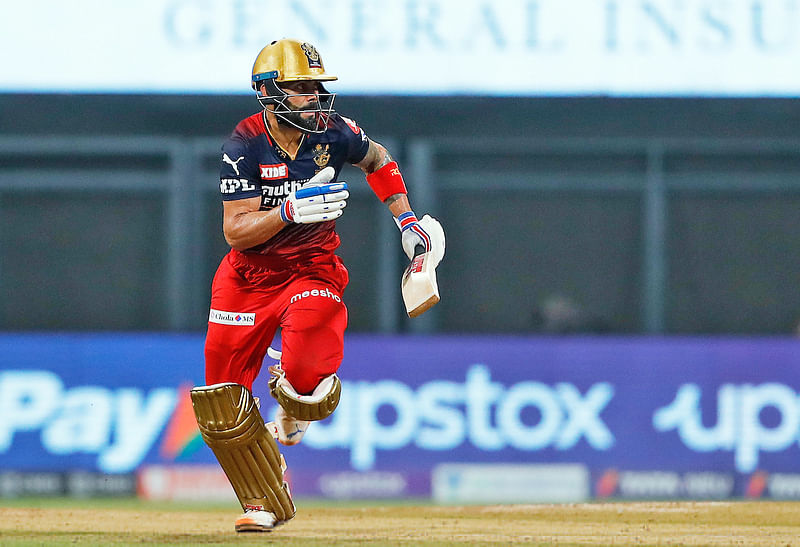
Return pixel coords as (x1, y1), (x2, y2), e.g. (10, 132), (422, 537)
(204, 249), (349, 394)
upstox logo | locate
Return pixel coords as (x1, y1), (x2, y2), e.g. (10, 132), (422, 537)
(654, 383), (800, 473)
(301, 364), (615, 470)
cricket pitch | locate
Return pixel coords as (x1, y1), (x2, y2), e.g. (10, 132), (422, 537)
(2, 500), (800, 546)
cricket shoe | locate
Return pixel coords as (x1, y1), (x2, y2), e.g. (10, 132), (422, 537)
(235, 508), (279, 532)
(266, 347), (310, 446)
(273, 405), (310, 446)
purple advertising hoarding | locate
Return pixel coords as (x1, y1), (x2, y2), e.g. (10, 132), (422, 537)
(1, 334), (799, 499)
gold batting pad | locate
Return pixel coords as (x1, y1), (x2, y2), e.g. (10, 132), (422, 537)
(269, 368), (342, 421)
(190, 383), (295, 522)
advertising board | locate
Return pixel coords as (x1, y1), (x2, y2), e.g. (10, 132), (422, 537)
(3, 0), (800, 96)
(2, 334), (800, 499)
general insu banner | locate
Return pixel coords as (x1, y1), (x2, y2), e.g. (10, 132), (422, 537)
(3, 0), (800, 96)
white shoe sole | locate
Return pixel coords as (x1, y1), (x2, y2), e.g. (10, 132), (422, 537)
(235, 512), (285, 532)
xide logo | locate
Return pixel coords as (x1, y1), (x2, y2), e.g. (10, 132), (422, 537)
(300, 364), (615, 470)
(653, 383), (800, 473)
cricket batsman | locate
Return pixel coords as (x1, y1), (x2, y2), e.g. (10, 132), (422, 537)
(190, 38), (445, 532)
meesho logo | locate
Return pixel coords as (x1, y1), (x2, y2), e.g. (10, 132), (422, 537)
(0, 371), (178, 473)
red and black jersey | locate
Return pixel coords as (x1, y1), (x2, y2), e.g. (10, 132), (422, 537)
(219, 111), (370, 261)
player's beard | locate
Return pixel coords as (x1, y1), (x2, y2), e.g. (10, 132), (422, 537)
(263, 88), (336, 134)
(277, 105), (322, 133)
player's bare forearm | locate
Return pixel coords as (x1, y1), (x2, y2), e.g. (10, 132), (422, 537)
(222, 197), (285, 251)
(385, 193), (411, 216)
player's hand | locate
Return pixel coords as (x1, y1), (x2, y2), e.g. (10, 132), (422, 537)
(280, 166), (349, 224)
(396, 212), (446, 263)
(395, 211), (432, 260)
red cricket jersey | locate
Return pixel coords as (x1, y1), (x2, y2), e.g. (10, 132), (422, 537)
(219, 110), (370, 262)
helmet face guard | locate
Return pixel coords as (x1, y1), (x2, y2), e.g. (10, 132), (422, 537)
(255, 75), (336, 134)
(251, 39), (338, 134)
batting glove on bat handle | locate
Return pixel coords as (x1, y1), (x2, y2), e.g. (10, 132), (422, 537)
(395, 211), (432, 260)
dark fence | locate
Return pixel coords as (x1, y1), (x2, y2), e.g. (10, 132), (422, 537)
(2, 96), (799, 334)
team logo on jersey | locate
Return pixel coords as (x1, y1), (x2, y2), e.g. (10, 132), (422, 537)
(341, 116), (361, 135)
(260, 163), (288, 180)
(222, 153), (244, 175)
(313, 144), (331, 168)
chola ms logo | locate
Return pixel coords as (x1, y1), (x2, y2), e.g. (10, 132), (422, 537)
(209, 309), (255, 326)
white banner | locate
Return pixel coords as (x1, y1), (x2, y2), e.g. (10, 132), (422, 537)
(3, 0), (800, 96)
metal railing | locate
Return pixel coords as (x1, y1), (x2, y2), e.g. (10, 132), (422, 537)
(2, 136), (800, 333)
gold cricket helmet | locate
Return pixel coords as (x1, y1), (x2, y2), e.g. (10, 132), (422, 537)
(252, 38), (337, 87)
(251, 39), (337, 134)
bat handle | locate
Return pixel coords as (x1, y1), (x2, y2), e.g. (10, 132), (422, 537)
(412, 244), (426, 258)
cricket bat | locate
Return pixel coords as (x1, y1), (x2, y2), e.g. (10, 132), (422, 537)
(401, 244), (440, 318)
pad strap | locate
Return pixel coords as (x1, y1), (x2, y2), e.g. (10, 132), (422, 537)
(366, 161), (407, 202)
(269, 367), (342, 421)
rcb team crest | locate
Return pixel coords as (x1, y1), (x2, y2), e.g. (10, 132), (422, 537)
(301, 43), (322, 69)
(313, 144), (331, 168)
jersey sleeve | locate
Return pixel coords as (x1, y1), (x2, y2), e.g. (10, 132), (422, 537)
(219, 136), (262, 201)
(338, 115), (370, 165)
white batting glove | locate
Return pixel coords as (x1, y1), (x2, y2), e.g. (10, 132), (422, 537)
(280, 166), (349, 224)
(395, 211), (430, 259)
(419, 215), (445, 265)
(395, 212), (445, 265)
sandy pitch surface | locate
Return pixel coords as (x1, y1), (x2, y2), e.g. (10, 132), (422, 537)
(3, 501), (800, 545)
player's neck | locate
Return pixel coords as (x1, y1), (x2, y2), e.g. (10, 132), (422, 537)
(264, 111), (304, 159)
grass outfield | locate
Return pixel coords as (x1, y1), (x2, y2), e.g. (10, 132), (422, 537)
(2, 497), (800, 545)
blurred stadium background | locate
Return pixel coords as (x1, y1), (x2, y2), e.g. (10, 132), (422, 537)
(1, 0), (800, 506)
